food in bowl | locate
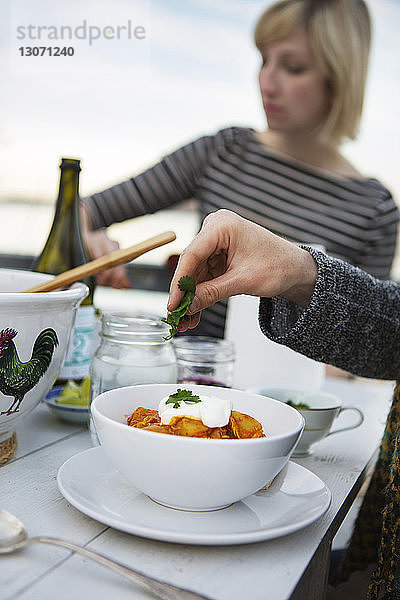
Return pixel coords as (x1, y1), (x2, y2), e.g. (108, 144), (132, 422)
(91, 384), (304, 511)
(126, 388), (265, 439)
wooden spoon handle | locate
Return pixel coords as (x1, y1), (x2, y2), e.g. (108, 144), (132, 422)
(25, 231), (176, 293)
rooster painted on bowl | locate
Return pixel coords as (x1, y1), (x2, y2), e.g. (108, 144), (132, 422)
(0, 269), (87, 444)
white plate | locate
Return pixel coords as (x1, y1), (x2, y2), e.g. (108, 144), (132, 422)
(57, 447), (331, 546)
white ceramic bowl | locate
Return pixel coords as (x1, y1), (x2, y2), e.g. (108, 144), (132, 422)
(0, 269), (87, 442)
(91, 383), (304, 511)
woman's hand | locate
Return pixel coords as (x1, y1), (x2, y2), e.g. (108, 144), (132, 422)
(80, 204), (131, 288)
(167, 210), (318, 331)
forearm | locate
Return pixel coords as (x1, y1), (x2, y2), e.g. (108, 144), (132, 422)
(81, 161), (186, 230)
(259, 248), (400, 380)
(81, 134), (215, 230)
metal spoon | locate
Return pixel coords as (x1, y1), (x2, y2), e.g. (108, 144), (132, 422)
(0, 509), (211, 600)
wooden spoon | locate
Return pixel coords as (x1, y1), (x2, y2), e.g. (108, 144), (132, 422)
(24, 231), (176, 293)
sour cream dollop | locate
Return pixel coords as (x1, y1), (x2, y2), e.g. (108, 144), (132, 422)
(158, 392), (233, 428)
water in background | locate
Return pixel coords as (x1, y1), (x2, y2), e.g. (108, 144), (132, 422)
(2, 200), (400, 280)
(0, 201), (199, 265)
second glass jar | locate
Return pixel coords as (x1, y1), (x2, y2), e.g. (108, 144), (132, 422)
(173, 336), (235, 388)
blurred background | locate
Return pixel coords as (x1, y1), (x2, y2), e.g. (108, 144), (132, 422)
(0, 0), (399, 274)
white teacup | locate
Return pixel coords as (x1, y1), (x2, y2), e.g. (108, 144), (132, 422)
(253, 386), (364, 456)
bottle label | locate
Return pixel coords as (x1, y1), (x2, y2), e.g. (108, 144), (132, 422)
(59, 306), (96, 380)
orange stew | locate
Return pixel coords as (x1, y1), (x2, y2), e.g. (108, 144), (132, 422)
(126, 407), (265, 439)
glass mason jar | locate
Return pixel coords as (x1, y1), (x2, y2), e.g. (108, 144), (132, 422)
(89, 313), (177, 444)
(173, 336), (235, 388)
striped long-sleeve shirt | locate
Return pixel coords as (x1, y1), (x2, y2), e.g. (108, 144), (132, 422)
(83, 127), (399, 337)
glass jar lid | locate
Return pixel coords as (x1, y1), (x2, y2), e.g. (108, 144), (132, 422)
(100, 312), (170, 344)
(173, 336), (235, 364)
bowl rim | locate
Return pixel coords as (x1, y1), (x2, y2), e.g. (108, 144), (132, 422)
(289, 404), (342, 412)
(249, 386), (342, 411)
(92, 383), (305, 445)
(0, 269), (88, 302)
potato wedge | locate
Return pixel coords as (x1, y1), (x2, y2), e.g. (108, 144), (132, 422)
(229, 411), (264, 439)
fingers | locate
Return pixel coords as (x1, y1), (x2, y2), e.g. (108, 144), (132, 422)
(85, 229), (119, 259)
(167, 247), (204, 311)
(80, 203), (92, 233)
(82, 226), (131, 289)
(96, 265), (131, 288)
(175, 311), (201, 333)
(187, 273), (237, 314)
(168, 228), (224, 311)
(167, 256), (191, 311)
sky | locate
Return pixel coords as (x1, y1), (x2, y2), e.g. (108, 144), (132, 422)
(0, 0), (399, 206)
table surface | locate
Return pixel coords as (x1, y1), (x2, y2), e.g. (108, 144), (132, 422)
(1, 375), (393, 600)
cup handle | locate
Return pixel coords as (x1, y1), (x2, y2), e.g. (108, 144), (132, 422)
(326, 406), (364, 437)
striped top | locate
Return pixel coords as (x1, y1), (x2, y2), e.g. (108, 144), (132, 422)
(83, 127), (399, 337)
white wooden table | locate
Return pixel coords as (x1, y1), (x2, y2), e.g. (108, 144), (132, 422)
(1, 376), (392, 600)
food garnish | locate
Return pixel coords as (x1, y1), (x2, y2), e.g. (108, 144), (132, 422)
(162, 275), (196, 340)
(165, 388), (201, 409)
(286, 399), (310, 409)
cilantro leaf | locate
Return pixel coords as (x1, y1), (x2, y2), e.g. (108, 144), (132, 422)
(178, 275), (196, 294)
(165, 388), (201, 409)
(162, 276), (196, 340)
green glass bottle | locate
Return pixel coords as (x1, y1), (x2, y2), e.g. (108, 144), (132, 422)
(32, 158), (95, 404)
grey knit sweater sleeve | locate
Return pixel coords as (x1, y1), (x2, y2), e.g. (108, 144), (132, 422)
(258, 248), (400, 380)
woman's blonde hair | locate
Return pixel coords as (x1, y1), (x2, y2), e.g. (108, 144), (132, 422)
(254, 0), (371, 145)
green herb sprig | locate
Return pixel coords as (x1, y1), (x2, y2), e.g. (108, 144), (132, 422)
(166, 388), (201, 409)
(286, 400), (310, 409)
(162, 275), (196, 340)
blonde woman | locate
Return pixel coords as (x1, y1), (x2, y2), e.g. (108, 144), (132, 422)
(82, 0), (398, 338)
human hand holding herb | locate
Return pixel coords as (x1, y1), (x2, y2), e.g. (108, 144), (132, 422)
(167, 210), (318, 333)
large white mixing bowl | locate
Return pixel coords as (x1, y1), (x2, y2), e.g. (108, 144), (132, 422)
(0, 269), (87, 445)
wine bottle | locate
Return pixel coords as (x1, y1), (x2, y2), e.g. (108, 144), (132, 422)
(32, 158), (96, 404)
